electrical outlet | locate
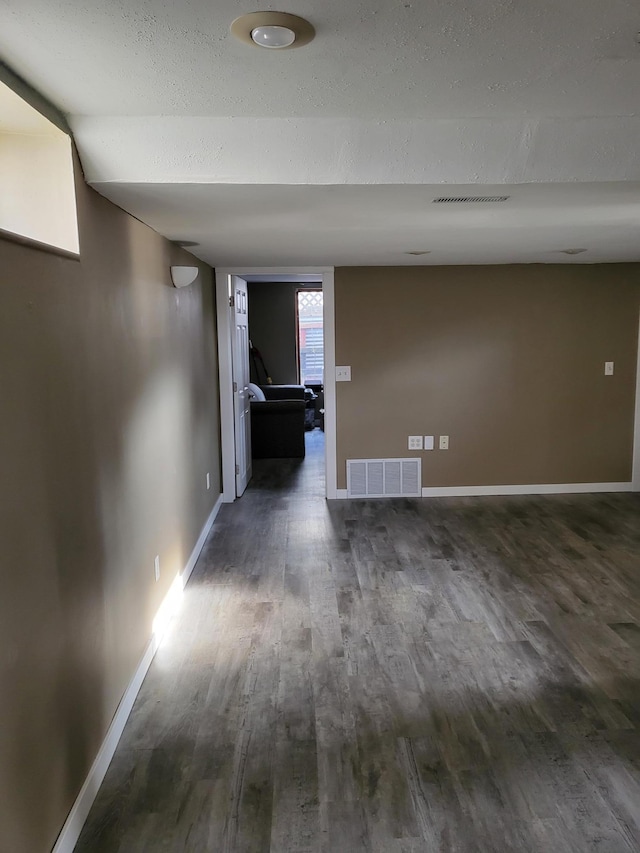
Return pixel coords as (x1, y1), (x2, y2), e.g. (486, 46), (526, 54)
(604, 361), (614, 376)
(408, 435), (423, 450)
(206, 472), (210, 490)
(424, 435), (435, 451)
(439, 435), (449, 450)
(154, 555), (160, 582)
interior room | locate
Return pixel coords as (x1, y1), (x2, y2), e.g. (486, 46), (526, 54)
(1, 3), (639, 852)
(247, 277), (325, 459)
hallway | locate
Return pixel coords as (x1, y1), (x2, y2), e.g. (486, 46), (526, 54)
(76, 435), (640, 851)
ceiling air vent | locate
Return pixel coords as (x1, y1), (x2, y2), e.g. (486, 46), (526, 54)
(432, 195), (510, 204)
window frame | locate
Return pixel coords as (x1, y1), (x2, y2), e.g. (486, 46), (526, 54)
(295, 287), (324, 388)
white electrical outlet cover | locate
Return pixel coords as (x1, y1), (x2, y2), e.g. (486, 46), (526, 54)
(439, 435), (449, 450)
(424, 435), (434, 450)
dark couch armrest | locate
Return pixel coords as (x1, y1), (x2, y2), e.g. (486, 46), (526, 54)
(261, 384), (305, 401)
(251, 399), (305, 414)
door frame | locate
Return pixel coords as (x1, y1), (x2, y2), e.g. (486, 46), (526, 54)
(215, 266), (337, 502)
(230, 275), (252, 497)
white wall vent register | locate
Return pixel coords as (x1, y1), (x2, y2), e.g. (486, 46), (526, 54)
(347, 459), (421, 498)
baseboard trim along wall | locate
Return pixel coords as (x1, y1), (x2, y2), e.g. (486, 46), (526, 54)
(632, 308), (640, 491)
(181, 496), (222, 588)
(52, 494), (223, 853)
(421, 482), (634, 497)
(334, 482), (633, 500)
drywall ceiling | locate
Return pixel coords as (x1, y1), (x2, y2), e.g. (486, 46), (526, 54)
(1, 0), (640, 265)
(2, 0), (639, 119)
(94, 181), (640, 267)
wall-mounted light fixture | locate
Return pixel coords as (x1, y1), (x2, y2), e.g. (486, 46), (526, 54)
(170, 266), (199, 288)
(230, 12), (315, 50)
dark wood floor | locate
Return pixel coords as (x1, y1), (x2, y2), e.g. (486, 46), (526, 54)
(76, 431), (640, 852)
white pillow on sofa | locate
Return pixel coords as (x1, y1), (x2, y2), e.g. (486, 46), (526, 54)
(248, 382), (266, 401)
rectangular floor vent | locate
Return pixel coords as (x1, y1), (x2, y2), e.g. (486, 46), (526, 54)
(347, 458), (422, 498)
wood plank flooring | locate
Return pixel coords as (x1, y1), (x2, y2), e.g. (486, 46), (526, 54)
(75, 431), (640, 852)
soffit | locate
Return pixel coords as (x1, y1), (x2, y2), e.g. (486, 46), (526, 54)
(92, 182), (640, 267)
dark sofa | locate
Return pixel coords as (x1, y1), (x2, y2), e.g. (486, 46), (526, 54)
(250, 384), (306, 458)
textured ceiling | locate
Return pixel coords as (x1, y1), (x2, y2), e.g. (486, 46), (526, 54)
(1, 0), (640, 265)
(2, 0), (640, 118)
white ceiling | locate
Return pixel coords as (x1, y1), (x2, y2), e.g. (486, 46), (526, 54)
(1, 0), (640, 265)
(95, 181), (640, 267)
(2, 0), (640, 119)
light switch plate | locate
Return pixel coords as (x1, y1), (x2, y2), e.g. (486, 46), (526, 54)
(336, 366), (351, 381)
(424, 435), (435, 450)
(604, 361), (614, 375)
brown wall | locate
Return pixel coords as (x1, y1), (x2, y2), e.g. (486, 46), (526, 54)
(335, 266), (640, 489)
(0, 155), (221, 853)
(248, 281), (300, 384)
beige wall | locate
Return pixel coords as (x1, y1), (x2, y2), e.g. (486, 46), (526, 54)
(0, 131), (79, 252)
(335, 266), (640, 490)
(0, 153), (221, 853)
(248, 281), (300, 385)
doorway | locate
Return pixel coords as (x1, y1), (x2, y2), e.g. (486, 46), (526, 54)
(215, 267), (337, 502)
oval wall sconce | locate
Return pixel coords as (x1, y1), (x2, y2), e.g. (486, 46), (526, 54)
(170, 266), (199, 288)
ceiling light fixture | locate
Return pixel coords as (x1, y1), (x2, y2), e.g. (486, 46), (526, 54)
(252, 25), (295, 49)
(231, 12), (315, 50)
(405, 251), (431, 256)
(559, 248), (587, 255)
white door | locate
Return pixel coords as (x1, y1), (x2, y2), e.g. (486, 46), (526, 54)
(232, 276), (252, 496)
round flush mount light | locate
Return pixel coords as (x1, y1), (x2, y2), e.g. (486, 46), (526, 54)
(252, 25), (295, 49)
(559, 248), (588, 255)
(231, 12), (315, 50)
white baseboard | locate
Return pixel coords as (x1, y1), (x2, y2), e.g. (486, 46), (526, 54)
(52, 495), (222, 853)
(181, 495), (222, 587)
(51, 637), (156, 853)
(421, 482), (633, 497)
(633, 309), (640, 491)
(332, 483), (633, 500)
